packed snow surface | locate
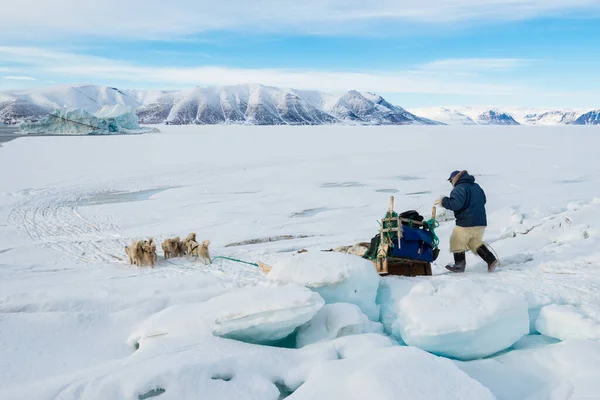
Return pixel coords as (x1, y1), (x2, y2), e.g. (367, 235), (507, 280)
(268, 252), (381, 320)
(290, 346), (495, 400)
(1, 125), (600, 399)
(458, 339), (600, 400)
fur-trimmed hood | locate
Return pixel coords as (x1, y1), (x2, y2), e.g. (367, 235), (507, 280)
(451, 170), (475, 187)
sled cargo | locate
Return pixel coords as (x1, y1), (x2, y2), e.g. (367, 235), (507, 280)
(367, 196), (438, 277)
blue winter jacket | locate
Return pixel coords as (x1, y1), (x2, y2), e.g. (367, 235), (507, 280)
(441, 172), (487, 227)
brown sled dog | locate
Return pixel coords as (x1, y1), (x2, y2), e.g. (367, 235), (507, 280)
(125, 238), (157, 267)
(187, 239), (212, 265)
(162, 236), (185, 259)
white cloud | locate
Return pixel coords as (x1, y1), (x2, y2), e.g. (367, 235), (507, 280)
(3, 75), (37, 81)
(0, 46), (524, 96)
(420, 58), (531, 72)
(0, 0), (598, 38)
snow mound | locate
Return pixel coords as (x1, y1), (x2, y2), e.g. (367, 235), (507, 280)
(296, 303), (383, 347)
(128, 285), (324, 347)
(268, 252), (380, 320)
(18, 105), (157, 135)
(289, 346), (495, 400)
(535, 304), (600, 341)
(379, 278), (529, 360)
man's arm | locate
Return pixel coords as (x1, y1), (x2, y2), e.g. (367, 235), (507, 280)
(442, 186), (468, 211)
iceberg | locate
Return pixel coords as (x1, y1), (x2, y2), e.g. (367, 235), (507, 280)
(18, 105), (157, 135)
(128, 284), (324, 348)
(296, 303), (383, 348)
(379, 278), (529, 360)
(268, 252), (381, 321)
(94, 104), (142, 131)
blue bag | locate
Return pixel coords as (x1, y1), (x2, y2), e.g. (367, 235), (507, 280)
(391, 226), (434, 262)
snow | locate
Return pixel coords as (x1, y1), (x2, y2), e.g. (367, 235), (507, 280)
(0, 84), (142, 112)
(268, 252), (381, 320)
(458, 339), (600, 400)
(289, 346), (495, 400)
(535, 304), (600, 341)
(296, 303), (383, 347)
(2, 84), (435, 126)
(128, 284), (324, 347)
(2, 125), (600, 399)
(379, 278), (530, 359)
(409, 106), (592, 125)
(408, 107), (477, 125)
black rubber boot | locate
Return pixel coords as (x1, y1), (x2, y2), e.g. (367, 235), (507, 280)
(445, 252), (466, 273)
(477, 244), (498, 272)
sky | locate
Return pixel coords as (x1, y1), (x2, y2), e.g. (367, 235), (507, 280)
(1, 0), (600, 108)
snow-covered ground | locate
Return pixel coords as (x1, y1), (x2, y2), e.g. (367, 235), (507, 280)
(1, 125), (600, 399)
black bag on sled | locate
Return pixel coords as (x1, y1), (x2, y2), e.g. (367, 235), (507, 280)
(399, 210), (424, 225)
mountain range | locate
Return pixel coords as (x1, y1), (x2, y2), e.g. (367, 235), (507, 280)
(408, 106), (598, 126)
(0, 84), (598, 126)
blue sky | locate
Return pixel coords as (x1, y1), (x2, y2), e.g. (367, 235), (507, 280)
(1, 0), (600, 108)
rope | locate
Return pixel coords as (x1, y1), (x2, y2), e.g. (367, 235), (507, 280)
(484, 242), (502, 266)
(211, 255), (259, 267)
(425, 218), (440, 248)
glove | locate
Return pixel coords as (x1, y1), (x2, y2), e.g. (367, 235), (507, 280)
(434, 196), (445, 207)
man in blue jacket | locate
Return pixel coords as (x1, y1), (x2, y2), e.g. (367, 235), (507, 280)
(434, 170), (498, 273)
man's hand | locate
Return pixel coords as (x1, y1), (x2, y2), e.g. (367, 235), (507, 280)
(434, 196), (445, 206)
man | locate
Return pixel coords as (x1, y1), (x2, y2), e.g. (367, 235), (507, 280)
(434, 170), (498, 273)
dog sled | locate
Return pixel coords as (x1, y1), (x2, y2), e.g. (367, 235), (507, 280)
(259, 196), (439, 277)
(363, 196), (439, 276)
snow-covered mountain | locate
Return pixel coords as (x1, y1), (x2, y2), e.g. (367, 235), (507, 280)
(2, 84), (596, 126)
(136, 85), (441, 125)
(521, 110), (581, 125)
(0, 85), (142, 113)
(408, 107), (519, 125)
(569, 110), (600, 125)
(137, 85), (339, 125)
(407, 107), (477, 125)
(410, 106), (596, 126)
(0, 99), (51, 124)
(0, 84), (438, 126)
(324, 91), (438, 125)
(477, 110), (520, 125)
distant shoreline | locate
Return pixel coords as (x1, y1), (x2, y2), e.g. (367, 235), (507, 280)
(0, 127), (145, 146)
(0, 127), (19, 146)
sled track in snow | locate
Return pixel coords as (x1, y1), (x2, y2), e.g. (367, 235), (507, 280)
(7, 186), (129, 263)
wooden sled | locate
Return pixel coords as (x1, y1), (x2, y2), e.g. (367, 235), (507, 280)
(373, 196), (435, 277)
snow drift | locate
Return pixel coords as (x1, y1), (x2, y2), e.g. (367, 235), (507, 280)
(267, 252), (381, 321)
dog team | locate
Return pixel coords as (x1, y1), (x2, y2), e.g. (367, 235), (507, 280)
(124, 232), (211, 267)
